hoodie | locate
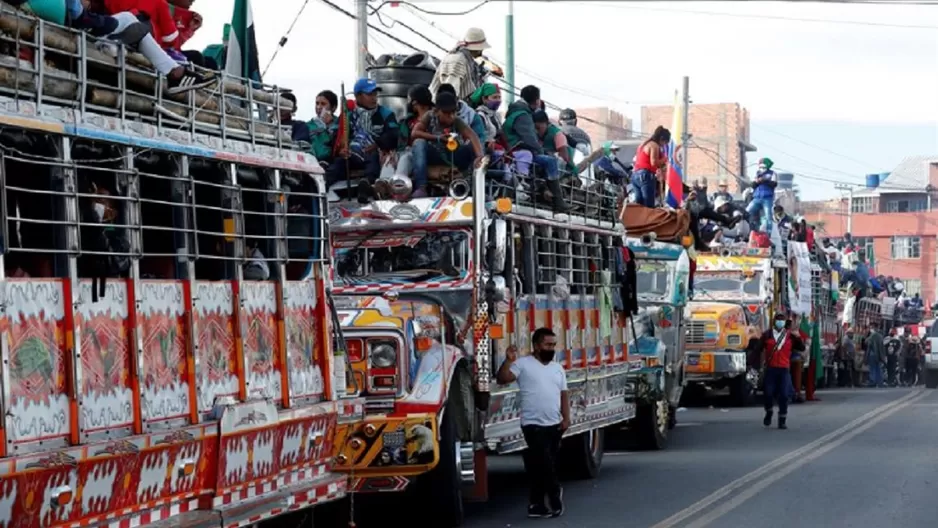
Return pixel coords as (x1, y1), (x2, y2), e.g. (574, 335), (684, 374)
(503, 100), (542, 154)
(456, 101), (488, 144)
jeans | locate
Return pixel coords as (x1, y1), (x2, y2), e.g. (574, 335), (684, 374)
(746, 197), (773, 233)
(763, 367), (790, 417)
(868, 361), (883, 386)
(325, 148), (381, 188)
(411, 139), (476, 188)
(631, 169), (657, 207)
(532, 154), (561, 181)
(521, 424), (562, 507)
(887, 355), (898, 385)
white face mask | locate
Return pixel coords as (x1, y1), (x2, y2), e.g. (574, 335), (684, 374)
(92, 202), (106, 222)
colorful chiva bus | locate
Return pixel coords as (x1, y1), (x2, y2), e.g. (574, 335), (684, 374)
(328, 157), (636, 524)
(0, 7), (362, 527)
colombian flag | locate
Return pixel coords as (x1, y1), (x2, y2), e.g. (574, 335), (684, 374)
(664, 88), (685, 208)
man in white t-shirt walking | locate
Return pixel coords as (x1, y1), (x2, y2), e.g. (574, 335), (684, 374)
(496, 327), (570, 518)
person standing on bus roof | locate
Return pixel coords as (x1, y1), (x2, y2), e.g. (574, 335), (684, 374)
(496, 328), (570, 518)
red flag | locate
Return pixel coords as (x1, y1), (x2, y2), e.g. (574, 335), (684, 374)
(333, 88), (354, 157)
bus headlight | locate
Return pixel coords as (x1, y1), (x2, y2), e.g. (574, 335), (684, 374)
(370, 341), (397, 368)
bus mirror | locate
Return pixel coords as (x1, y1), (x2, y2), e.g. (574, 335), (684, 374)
(487, 219), (507, 274)
(486, 276), (507, 304)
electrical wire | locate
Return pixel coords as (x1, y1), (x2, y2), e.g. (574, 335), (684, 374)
(369, 0), (491, 17)
(261, 0), (313, 77)
(317, 0), (421, 52)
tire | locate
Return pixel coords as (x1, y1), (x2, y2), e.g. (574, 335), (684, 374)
(729, 374), (754, 407)
(418, 392), (465, 526)
(925, 370), (938, 389)
(634, 399), (669, 451)
(368, 66), (436, 85)
(558, 428), (604, 480)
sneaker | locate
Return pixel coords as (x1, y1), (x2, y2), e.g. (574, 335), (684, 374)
(549, 488), (564, 518)
(778, 416), (788, 430)
(527, 504), (551, 518)
(166, 70), (215, 95)
(763, 410), (772, 427)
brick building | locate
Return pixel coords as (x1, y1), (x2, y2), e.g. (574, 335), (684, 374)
(801, 155), (938, 304)
(572, 107), (633, 143)
(641, 103), (756, 195)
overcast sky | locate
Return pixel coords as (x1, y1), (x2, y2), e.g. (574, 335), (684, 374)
(188, 1), (938, 199)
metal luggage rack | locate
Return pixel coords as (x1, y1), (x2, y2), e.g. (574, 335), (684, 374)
(486, 161), (622, 228)
(0, 3), (299, 151)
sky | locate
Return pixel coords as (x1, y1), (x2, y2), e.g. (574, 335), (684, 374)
(187, 0), (938, 200)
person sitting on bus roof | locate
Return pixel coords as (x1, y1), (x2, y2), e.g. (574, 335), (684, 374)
(307, 90), (339, 164)
(593, 142), (630, 186)
(710, 180), (734, 204)
(325, 78), (399, 202)
(99, 0), (179, 49)
(558, 109), (592, 151)
(54, 0), (213, 94)
(436, 83), (488, 143)
(409, 91), (484, 199)
(468, 83), (503, 149)
(279, 92), (312, 145)
(430, 27), (491, 100)
(391, 85), (434, 184)
(503, 85), (569, 212)
(532, 110), (576, 175)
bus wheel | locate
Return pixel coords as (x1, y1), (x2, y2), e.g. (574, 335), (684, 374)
(418, 394), (465, 526)
(559, 428), (604, 480)
(925, 370), (938, 389)
(635, 399), (669, 451)
(730, 374), (754, 407)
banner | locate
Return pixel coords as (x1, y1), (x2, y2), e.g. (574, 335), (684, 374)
(787, 241), (812, 315)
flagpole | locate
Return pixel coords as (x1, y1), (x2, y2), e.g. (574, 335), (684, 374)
(355, 0), (368, 77)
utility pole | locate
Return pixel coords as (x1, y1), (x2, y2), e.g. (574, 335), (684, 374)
(506, 0), (515, 104)
(681, 76), (690, 181)
(355, 0), (369, 78)
(834, 183), (854, 234)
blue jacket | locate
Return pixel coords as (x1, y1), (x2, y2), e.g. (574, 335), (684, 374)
(753, 169), (778, 200)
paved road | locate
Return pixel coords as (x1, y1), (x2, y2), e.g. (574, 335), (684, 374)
(456, 386), (936, 528)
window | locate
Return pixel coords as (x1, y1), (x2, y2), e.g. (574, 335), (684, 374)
(851, 197), (873, 213)
(636, 263), (670, 297)
(838, 236), (873, 261)
(694, 271), (763, 299)
(890, 236), (921, 260)
(886, 198), (928, 213)
(903, 279), (922, 297)
(333, 230), (470, 285)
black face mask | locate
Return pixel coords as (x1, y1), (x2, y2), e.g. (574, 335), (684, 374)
(536, 350), (556, 363)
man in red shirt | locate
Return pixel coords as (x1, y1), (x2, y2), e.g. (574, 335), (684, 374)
(102, 0), (179, 48)
(756, 312), (806, 430)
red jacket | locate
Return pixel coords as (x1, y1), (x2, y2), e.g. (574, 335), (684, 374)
(760, 328), (806, 369)
(104, 0), (179, 48)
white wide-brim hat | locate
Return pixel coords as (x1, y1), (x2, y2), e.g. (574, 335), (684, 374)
(462, 27), (491, 51)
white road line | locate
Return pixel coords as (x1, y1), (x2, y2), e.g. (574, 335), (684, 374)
(648, 389), (925, 528)
(682, 389), (930, 528)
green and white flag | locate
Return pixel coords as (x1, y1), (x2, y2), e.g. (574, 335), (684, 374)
(225, 0), (261, 84)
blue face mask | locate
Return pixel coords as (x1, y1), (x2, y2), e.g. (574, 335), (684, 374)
(485, 100), (501, 111)
(775, 320), (786, 330)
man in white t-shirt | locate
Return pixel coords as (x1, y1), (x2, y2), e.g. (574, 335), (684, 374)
(496, 327), (570, 518)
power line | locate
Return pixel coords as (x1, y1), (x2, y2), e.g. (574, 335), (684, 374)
(369, 0), (492, 17)
(262, 0), (313, 76)
(316, 0), (421, 52)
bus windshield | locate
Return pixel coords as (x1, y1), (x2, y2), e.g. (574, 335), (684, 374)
(695, 271), (762, 300)
(333, 229), (470, 287)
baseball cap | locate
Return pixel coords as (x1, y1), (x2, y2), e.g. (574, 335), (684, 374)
(353, 78), (380, 95)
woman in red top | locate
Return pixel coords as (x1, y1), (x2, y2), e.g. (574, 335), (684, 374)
(758, 312), (806, 430)
(632, 126), (670, 208)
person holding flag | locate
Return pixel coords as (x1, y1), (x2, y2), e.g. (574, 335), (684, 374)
(632, 126), (670, 207)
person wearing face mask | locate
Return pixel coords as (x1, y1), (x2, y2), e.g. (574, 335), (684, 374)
(747, 158), (778, 234)
(755, 312), (806, 430)
(496, 328), (570, 519)
(468, 83), (503, 150)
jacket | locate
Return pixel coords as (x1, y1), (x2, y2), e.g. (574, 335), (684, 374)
(758, 327), (806, 369)
(502, 101), (543, 154)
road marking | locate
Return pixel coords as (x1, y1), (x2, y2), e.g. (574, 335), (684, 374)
(681, 388), (930, 528)
(675, 422), (704, 427)
(648, 388), (926, 528)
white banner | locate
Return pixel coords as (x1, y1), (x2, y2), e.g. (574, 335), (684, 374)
(787, 241), (813, 315)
